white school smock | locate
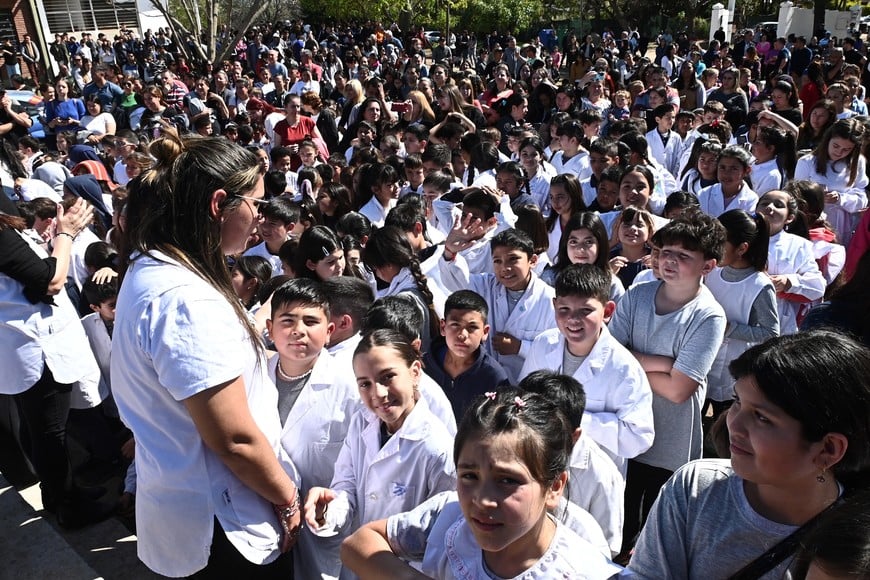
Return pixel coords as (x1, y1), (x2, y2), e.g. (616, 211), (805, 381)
(811, 236), (846, 286)
(567, 436), (626, 557)
(680, 168), (710, 196)
(519, 326), (654, 473)
(112, 252), (299, 577)
(646, 159), (678, 216)
(387, 491), (623, 580)
(697, 182), (758, 218)
(527, 169), (553, 216)
(270, 350), (361, 580)
(767, 231), (826, 335)
(546, 217), (563, 263)
(1, 233), (102, 398)
(430, 198), (461, 239)
(794, 154), (869, 246)
(749, 158), (784, 195)
(67, 227), (101, 291)
(646, 128), (683, 179)
(437, 253), (557, 383)
(311, 398), (456, 538)
(78, 312), (112, 409)
(243, 240), (286, 277)
(359, 196), (396, 229)
(704, 267), (778, 402)
(551, 149), (592, 180)
(419, 244), (449, 318)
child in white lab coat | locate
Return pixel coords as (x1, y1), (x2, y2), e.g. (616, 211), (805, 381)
(303, 329), (457, 578)
(519, 370), (626, 558)
(438, 225), (557, 383)
(756, 189), (826, 334)
(341, 389), (623, 579)
(793, 117), (869, 246)
(267, 279), (362, 580)
(520, 264), (654, 477)
(748, 125), (796, 195)
(697, 146), (758, 218)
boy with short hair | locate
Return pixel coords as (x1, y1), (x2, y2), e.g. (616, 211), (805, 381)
(269, 146), (300, 192)
(581, 138), (621, 207)
(420, 143), (453, 176)
(551, 119), (591, 179)
(609, 211), (727, 555)
(399, 153), (425, 197)
(267, 279), (359, 580)
(439, 227), (557, 382)
(80, 278), (118, 397)
(423, 290), (510, 421)
(519, 370), (626, 558)
(402, 123), (429, 155)
(646, 103), (682, 179)
(520, 263), (653, 475)
(321, 275), (376, 364)
(243, 197), (299, 277)
(589, 165), (623, 214)
(578, 108), (603, 144)
(344, 120), (377, 164)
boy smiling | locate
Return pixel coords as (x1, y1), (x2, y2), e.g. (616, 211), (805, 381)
(609, 211), (727, 556)
(520, 264), (654, 476)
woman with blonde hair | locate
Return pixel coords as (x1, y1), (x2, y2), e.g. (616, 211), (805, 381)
(401, 89), (436, 128)
(339, 78), (365, 133)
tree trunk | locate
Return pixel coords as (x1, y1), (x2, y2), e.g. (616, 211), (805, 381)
(813, 0), (826, 39)
(213, 1), (274, 65)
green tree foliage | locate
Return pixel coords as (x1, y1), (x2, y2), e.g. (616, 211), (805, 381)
(457, 0), (542, 33)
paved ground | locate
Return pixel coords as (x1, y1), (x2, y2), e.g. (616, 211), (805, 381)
(0, 474), (160, 580)
(0, 458), (161, 580)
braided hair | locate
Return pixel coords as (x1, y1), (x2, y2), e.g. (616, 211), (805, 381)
(363, 225), (440, 341)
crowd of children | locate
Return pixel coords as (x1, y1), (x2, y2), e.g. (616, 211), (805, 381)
(3, 20), (870, 580)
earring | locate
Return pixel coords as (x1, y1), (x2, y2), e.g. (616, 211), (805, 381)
(816, 468), (826, 483)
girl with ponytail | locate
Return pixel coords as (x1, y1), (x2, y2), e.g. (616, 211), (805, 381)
(363, 225), (440, 354)
(703, 209), (779, 421)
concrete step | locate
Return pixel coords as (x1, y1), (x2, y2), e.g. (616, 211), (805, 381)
(0, 473), (162, 580)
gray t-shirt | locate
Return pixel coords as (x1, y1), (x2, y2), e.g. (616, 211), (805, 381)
(628, 460), (800, 579)
(609, 281), (726, 471)
(562, 343), (587, 377)
(276, 373), (310, 424)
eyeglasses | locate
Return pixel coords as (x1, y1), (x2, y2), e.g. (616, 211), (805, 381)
(237, 194), (268, 206)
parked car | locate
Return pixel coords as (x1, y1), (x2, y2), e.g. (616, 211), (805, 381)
(424, 30), (442, 46)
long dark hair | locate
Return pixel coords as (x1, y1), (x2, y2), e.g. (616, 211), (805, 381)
(554, 211), (610, 272)
(813, 118), (865, 186)
(122, 127), (263, 351)
(362, 225), (440, 341)
(545, 173), (585, 232)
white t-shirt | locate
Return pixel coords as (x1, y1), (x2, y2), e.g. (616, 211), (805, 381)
(387, 491), (622, 579)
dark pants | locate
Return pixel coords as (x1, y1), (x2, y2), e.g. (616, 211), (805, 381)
(187, 518), (293, 580)
(13, 365), (73, 506)
(0, 394), (37, 487)
(621, 459), (674, 553)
